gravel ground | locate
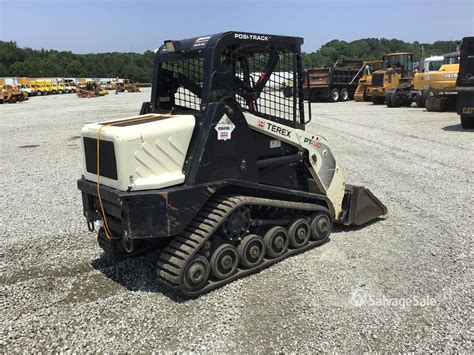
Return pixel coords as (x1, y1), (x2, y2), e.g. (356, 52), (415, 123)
(1, 90), (472, 352)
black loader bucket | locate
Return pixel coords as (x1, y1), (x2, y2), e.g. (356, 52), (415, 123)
(342, 185), (387, 226)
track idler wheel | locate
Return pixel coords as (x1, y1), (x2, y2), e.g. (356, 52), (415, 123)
(210, 244), (239, 280)
(310, 213), (332, 240)
(182, 255), (210, 292)
(238, 234), (265, 268)
(288, 219), (311, 248)
(263, 226), (289, 258)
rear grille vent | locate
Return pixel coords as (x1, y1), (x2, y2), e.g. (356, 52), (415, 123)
(83, 137), (118, 180)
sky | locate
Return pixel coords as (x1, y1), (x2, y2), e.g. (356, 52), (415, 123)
(0, 0), (473, 54)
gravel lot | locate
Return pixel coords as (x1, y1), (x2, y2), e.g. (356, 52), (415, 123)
(1, 89), (472, 352)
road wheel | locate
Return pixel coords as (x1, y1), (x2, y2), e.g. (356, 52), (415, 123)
(263, 226), (289, 258)
(415, 93), (425, 108)
(329, 88), (339, 102)
(461, 116), (474, 129)
(385, 90), (394, 107)
(288, 219), (311, 248)
(238, 234), (265, 268)
(371, 96), (384, 105)
(402, 97), (413, 107)
(8, 96), (18, 104)
(310, 213), (332, 240)
(210, 244), (239, 280)
(182, 255), (210, 292)
(388, 89), (402, 107)
(425, 95), (441, 112)
(340, 88), (349, 101)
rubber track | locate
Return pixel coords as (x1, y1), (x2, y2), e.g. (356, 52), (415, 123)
(156, 195), (330, 297)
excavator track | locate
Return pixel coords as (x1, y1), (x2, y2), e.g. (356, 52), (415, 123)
(156, 195), (332, 297)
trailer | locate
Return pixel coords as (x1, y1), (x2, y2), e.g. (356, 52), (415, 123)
(296, 60), (363, 102)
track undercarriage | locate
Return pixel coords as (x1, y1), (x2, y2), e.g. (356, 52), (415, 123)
(98, 195), (331, 297)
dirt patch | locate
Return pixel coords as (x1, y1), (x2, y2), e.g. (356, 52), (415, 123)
(2, 261), (94, 286)
(59, 272), (123, 304)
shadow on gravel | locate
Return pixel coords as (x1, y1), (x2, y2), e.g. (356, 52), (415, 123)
(332, 217), (386, 234)
(18, 144), (40, 149)
(90, 251), (187, 303)
(442, 123), (472, 132)
(90, 234), (336, 303)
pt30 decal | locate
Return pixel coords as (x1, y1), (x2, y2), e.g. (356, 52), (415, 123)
(303, 137), (321, 148)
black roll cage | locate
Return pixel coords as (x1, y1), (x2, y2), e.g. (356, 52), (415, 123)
(148, 31), (306, 127)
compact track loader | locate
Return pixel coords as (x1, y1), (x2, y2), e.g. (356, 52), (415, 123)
(78, 32), (387, 297)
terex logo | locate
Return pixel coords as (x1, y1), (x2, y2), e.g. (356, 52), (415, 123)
(234, 33), (270, 41)
(258, 119), (265, 128)
(266, 122), (291, 137)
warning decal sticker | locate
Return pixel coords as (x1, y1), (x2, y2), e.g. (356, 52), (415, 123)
(215, 115), (235, 141)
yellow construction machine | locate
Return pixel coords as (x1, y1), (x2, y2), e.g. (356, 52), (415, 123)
(412, 52), (459, 111)
(366, 52), (414, 105)
(354, 60), (383, 102)
(76, 81), (109, 98)
(115, 79), (141, 93)
(366, 51), (459, 110)
(0, 85), (28, 104)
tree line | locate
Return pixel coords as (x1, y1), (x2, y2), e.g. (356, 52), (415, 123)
(0, 38), (460, 82)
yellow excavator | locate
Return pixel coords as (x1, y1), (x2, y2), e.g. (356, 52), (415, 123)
(354, 60), (383, 102)
(412, 52), (459, 111)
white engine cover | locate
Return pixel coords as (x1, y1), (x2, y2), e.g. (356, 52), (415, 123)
(81, 114), (195, 191)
